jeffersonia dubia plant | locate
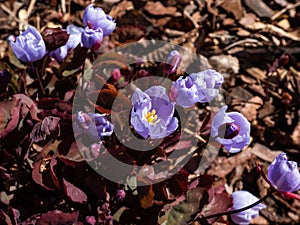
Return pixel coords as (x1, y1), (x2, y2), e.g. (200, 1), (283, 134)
(231, 191), (266, 225)
(211, 105), (251, 153)
(83, 4), (116, 37)
(267, 153), (300, 196)
(130, 86), (178, 139)
(81, 27), (103, 51)
(169, 69), (224, 107)
(49, 24), (84, 61)
(8, 25), (46, 63)
(74, 111), (114, 143)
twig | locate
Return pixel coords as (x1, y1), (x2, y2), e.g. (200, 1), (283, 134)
(271, 2), (300, 20)
(184, 128), (207, 143)
(34, 62), (46, 96)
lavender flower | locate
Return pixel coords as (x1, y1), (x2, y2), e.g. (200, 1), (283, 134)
(83, 4), (116, 36)
(81, 27), (103, 51)
(170, 69), (224, 107)
(130, 86), (178, 139)
(169, 76), (198, 107)
(231, 191), (266, 225)
(268, 153), (300, 193)
(211, 106), (250, 153)
(49, 24), (83, 61)
(8, 25), (46, 63)
(75, 112), (114, 142)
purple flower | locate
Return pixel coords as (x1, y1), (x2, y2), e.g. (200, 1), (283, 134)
(83, 4), (116, 36)
(268, 153), (300, 193)
(49, 24), (83, 61)
(211, 106), (250, 153)
(81, 27), (103, 51)
(189, 69), (224, 102)
(170, 69), (224, 108)
(130, 86), (178, 139)
(74, 112), (114, 142)
(8, 25), (46, 63)
(165, 50), (182, 75)
(170, 76), (198, 107)
(231, 191), (266, 225)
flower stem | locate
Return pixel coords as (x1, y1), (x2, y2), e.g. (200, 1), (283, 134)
(201, 189), (274, 220)
(34, 62), (46, 96)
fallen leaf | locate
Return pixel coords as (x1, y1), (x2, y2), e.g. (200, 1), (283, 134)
(247, 142), (282, 162)
(37, 210), (79, 225)
(63, 179), (88, 204)
(244, 0), (274, 18)
(30, 116), (60, 144)
(220, 0), (244, 20)
(144, 2), (177, 16)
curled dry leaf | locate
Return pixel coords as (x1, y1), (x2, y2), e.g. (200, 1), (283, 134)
(0, 94), (38, 138)
(30, 116), (60, 144)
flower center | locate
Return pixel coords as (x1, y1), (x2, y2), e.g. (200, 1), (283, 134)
(145, 109), (160, 124)
(218, 122), (240, 139)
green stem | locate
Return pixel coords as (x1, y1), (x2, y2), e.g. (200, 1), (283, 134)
(201, 189), (274, 220)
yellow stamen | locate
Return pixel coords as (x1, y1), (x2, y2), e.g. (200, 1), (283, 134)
(144, 109), (160, 124)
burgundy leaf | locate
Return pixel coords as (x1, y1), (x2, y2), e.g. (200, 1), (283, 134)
(63, 178), (88, 203)
(42, 27), (69, 51)
(37, 210), (79, 225)
(167, 169), (189, 197)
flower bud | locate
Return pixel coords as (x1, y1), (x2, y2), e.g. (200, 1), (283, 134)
(81, 27), (103, 51)
(165, 50), (182, 75)
(115, 189), (126, 201)
(231, 191), (266, 225)
(268, 153), (300, 193)
(83, 4), (116, 36)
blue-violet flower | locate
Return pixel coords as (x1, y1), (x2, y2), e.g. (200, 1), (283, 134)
(170, 69), (224, 107)
(83, 4), (116, 36)
(211, 106), (250, 153)
(8, 25), (46, 63)
(81, 27), (103, 51)
(75, 112), (114, 142)
(231, 191), (266, 225)
(268, 153), (300, 193)
(130, 86), (178, 139)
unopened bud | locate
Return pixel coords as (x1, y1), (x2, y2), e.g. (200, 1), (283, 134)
(165, 50), (182, 75)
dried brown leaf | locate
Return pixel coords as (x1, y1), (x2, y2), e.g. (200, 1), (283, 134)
(220, 0), (244, 20)
(244, 0), (274, 18)
(144, 2), (177, 16)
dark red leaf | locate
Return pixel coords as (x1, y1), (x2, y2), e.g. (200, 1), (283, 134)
(42, 27), (69, 51)
(167, 169), (189, 197)
(63, 178), (88, 203)
(37, 210), (79, 225)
